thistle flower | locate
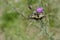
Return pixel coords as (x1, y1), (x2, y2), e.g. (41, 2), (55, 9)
(36, 7), (43, 13)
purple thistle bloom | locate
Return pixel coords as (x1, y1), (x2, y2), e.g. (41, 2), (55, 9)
(36, 7), (43, 13)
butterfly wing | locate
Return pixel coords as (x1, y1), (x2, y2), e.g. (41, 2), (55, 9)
(39, 14), (45, 19)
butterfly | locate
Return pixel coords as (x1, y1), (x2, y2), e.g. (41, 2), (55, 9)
(29, 11), (45, 20)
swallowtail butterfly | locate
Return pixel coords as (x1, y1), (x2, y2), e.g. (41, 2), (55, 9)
(29, 11), (45, 20)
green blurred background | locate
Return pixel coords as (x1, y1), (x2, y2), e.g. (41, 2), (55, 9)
(0, 0), (60, 40)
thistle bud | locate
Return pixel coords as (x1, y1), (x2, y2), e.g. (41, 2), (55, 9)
(28, 5), (32, 10)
